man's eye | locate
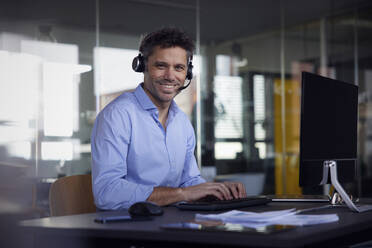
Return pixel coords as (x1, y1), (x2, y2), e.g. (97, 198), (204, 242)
(156, 64), (166, 69)
(175, 66), (185, 71)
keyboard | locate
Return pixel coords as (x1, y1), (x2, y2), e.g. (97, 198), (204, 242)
(176, 196), (271, 211)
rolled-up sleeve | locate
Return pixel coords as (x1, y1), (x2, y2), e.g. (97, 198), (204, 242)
(91, 106), (153, 210)
(179, 120), (206, 188)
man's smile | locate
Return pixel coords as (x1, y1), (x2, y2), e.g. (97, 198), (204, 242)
(156, 80), (180, 90)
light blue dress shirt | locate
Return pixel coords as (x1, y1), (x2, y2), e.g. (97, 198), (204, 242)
(91, 83), (205, 210)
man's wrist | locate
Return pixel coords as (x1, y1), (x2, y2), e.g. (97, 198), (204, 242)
(148, 186), (187, 205)
(177, 187), (187, 202)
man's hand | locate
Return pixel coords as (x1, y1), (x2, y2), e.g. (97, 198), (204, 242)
(147, 181), (247, 206)
(180, 181), (247, 202)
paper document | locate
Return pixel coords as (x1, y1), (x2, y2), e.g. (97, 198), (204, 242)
(195, 208), (339, 227)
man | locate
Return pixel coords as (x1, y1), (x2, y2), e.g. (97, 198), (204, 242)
(91, 27), (246, 210)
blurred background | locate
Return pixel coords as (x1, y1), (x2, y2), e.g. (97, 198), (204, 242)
(0, 0), (372, 228)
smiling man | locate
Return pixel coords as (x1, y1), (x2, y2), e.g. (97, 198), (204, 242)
(91, 27), (246, 210)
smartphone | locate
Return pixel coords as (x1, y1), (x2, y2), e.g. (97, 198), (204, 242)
(94, 215), (132, 223)
(94, 213), (151, 223)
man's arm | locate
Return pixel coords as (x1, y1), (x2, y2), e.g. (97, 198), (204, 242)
(146, 118), (246, 206)
(91, 106), (153, 210)
(148, 117), (245, 205)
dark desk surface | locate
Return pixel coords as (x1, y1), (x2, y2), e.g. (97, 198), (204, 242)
(20, 201), (372, 248)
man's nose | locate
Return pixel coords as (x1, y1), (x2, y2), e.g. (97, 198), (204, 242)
(163, 68), (176, 81)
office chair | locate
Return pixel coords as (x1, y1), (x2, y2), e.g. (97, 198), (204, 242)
(49, 174), (96, 216)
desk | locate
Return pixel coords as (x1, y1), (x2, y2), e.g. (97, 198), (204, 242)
(20, 201), (372, 248)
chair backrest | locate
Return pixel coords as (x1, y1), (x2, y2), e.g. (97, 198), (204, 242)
(49, 174), (96, 216)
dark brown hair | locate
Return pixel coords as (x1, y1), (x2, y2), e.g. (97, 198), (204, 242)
(139, 27), (194, 63)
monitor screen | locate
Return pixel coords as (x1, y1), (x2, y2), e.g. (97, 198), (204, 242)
(299, 72), (358, 187)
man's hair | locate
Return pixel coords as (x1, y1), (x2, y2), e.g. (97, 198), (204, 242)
(139, 27), (194, 62)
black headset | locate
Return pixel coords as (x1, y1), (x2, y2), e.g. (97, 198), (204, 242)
(132, 53), (194, 90)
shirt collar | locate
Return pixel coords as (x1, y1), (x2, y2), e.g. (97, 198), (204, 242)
(169, 100), (180, 115)
(134, 83), (180, 115)
(134, 83), (157, 111)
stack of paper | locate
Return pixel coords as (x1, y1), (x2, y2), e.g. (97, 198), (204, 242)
(195, 208), (339, 228)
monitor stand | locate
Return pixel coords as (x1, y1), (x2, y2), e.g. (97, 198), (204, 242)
(321, 160), (372, 213)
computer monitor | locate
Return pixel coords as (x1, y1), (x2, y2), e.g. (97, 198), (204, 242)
(299, 72), (358, 187)
(298, 72), (372, 212)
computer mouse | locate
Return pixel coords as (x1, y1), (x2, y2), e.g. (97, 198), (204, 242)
(128, 201), (164, 217)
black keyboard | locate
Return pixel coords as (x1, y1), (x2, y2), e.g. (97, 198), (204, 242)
(176, 196), (271, 211)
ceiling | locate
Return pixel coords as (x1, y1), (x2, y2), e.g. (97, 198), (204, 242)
(1, 0), (372, 44)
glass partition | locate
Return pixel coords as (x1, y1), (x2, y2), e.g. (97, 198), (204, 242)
(197, 1), (372, 197)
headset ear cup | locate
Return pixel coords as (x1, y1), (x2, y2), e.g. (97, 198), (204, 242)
(186, 62), (193, 80)
(132, 54), (145, 72)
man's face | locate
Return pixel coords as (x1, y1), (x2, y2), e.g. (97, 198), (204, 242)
(143, 45), (188, 107)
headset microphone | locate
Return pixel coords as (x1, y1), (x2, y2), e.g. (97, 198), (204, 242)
(178, 80), (191, 91)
